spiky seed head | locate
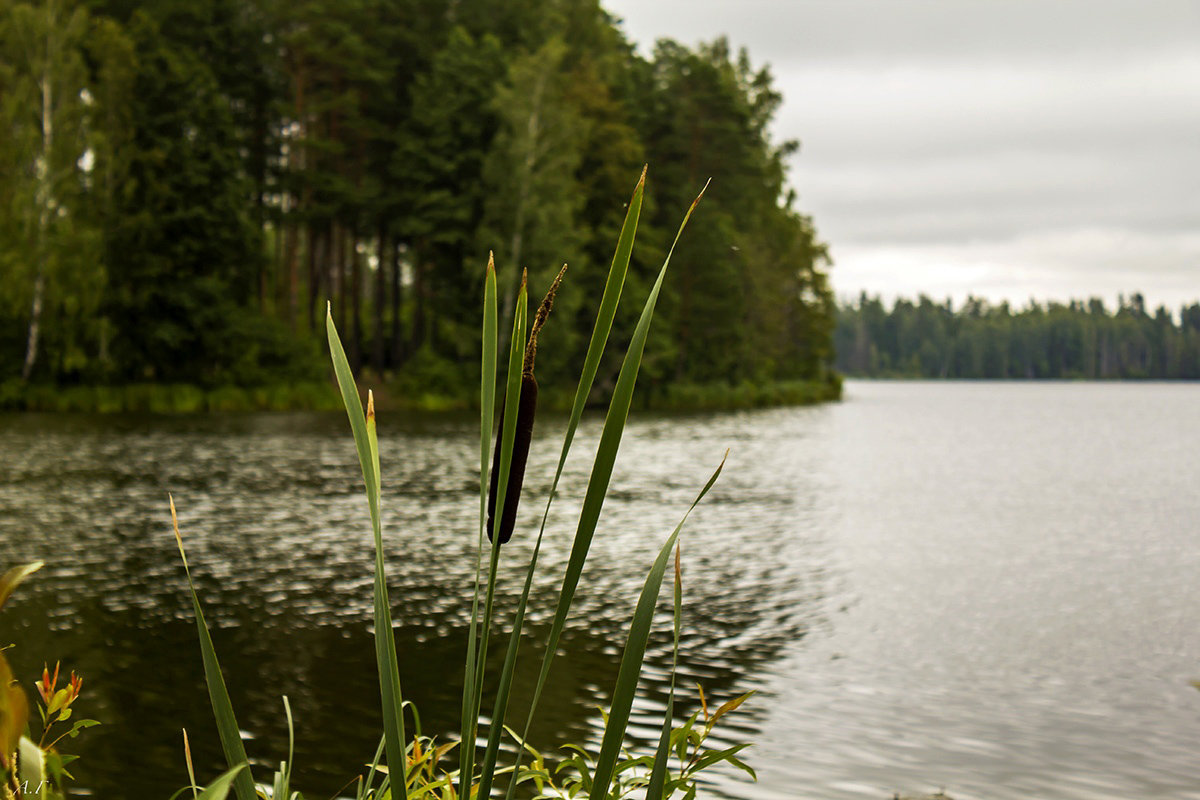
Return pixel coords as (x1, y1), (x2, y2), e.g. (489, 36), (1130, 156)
(169, 493), (188, 569)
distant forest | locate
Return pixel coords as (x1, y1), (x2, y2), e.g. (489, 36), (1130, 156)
(835, 293), (1200, 379)
(0, 0), (836, 406)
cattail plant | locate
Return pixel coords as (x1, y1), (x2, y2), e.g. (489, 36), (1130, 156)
(171, 168), (753, 800)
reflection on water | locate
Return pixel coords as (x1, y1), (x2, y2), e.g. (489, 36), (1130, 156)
(1, 381), (1199, 799)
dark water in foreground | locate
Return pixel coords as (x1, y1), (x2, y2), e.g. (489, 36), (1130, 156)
(2, 381), (1199, 799)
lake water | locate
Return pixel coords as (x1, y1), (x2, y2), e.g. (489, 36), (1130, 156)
(2, 381), (1199, 799)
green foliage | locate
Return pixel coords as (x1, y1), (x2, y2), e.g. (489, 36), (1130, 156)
(509, 684), (757, 800)
(101, 10), (275, 385)
(836, 293), (1200, 379)
(0, 564), (95, 800)
(0, 0), (833, 405)
(0, 380), (338, 412)
(0, 0), (123, 383)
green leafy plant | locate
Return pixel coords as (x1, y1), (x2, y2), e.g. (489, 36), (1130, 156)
(508, 541), (756, 800)
(0, 563), (95, 800)
(171, 169), (756, 799)
(509, 684), (757, 800)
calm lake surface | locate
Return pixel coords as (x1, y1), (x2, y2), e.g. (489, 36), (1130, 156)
(2, 381), (1199, 799)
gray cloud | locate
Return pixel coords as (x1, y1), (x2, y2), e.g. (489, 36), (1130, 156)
(607, 0), (1200, 68)
(604, 0), (1200, 308)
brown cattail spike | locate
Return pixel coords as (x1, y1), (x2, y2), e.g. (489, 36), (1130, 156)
(486, 266), (567, 545)
(524, 263), (567, 377)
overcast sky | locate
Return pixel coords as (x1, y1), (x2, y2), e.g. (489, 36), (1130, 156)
(603, 0), (1200, 311)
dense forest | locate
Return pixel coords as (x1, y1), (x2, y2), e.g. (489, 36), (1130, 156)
(0, 0), (837, 410)
(836, 293), (1200, 379)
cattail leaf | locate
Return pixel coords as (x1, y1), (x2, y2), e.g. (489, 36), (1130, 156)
(169, 500), (256, 800)
(326, 305), (379, 526)
(327, 310), (407, 797)
(495, 169), (646, 800)
(461, 255), (498, 789)
(588, 453), (725, 800)
(463, 274), (527, 797)
(502, 172), (703, 800)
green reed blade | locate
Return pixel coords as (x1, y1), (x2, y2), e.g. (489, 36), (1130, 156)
(272, 696), (295, 800)
(475, 280), (527, 700)
(645, 541), (684, 800)
(589, 454), (726, 800)
(461, 256), (497, 790)
(170, 498), (256, 800)
(327, 304), (379, 525)
(561, 165), (645, 464)
(461, 275), (527, 797)
(489, 168), (647, 800)
(508, 181), (707, 789)
(327, 309), (407, 797)
(359, 735), (386, 800)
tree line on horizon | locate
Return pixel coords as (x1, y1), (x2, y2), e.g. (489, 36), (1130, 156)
(835, 292), (1200, 379)
(0, 0), (836, 401)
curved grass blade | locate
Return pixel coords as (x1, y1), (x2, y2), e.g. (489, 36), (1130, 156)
(271, 696), (296, 800)
(588, 453), (726, 799)
(461, 255), (498, 786)
(359, 735), (386, 800)
(645, 541), (684, 799)
(493, 169), (650, 800)
(169, 497), (257, 800)
(0, 561), (42, 612)
(327, 308), (407, 797)
(460, 273), (527, 797)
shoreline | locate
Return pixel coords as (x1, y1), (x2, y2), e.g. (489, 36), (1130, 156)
(0, 376), (842, 414)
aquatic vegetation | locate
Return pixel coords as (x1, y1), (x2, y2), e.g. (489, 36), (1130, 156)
(487, 263), (567, 546)
(171, 170), (756, 798)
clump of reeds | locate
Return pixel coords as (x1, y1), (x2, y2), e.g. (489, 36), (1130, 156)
(171, 168), (755, 800)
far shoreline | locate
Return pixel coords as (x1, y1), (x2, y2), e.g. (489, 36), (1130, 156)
(0, 375), (843, 415)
